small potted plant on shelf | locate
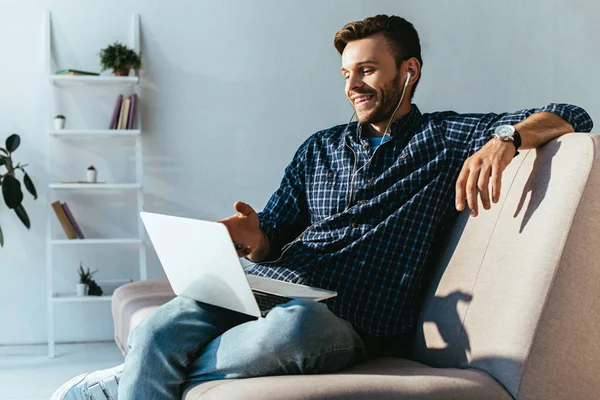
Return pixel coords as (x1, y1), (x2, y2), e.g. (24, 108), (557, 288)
(86, 165), (97, 183)
(99, 41), (142, 76)
(77, 264), (93, 296)
(54, 115), (66, 130)
(77, 263), (103, 296)
(0, 133), (37, 247)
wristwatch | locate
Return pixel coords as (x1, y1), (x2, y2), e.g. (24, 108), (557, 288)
(492, 125), (521, 157)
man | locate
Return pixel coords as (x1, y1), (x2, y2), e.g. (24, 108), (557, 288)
(53, 14), (592, 400)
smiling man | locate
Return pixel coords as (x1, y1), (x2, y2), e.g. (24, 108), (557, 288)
(53, 14), (593, 400)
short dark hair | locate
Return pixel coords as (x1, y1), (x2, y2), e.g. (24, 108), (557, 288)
(334, 14), (423, 98)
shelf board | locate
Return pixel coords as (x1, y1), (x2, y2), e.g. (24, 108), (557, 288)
(50, 238), (144, 246)
(52, 293), (113, 303)
(49, 129), (141, 138)
(50, 75), (139, 86)
(49, 183), (142, 190)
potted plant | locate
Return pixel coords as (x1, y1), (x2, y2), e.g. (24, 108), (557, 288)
(0, 134), (37, 247)
(99, 41), (143, 76)
(77, 263), (103, 296)
(54, 115), (66, 130)
(76, 264), (91, 296)
(86, 165), (97, 183)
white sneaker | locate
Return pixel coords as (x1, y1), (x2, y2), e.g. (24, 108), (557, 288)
(51, 363), (124, 400)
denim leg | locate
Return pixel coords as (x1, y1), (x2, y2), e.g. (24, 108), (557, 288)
(184, 299), (366, 389)
(118, 296), (254, 400)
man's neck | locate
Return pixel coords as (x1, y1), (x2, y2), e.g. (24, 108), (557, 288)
(363, 102), (412, 138)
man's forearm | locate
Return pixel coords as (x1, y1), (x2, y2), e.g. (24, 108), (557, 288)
(514, 111), (574, 150)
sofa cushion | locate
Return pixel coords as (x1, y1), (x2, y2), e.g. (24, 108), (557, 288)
(112, 279), (176, 356)
(182, 358), (511, 400)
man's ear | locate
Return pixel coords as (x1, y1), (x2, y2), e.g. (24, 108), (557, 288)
(403, 57), (421, 85)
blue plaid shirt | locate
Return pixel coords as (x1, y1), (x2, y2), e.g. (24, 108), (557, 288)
(250, 103), (593, 336)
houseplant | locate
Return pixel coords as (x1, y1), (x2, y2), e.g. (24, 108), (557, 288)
(86, 165), (97, 183)
(99, 41), (142, 76)
(54, 115), (65, 130)
(0, 133), (37, 247)
(77, 263), (103, 296)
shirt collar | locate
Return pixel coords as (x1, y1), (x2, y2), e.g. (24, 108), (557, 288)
(354, 104), (422, 142)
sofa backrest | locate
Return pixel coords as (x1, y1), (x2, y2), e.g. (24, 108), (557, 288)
(412, 133), (600, 399)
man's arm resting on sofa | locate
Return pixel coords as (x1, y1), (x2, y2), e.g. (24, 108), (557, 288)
(456, 104), (593, 217)
(515, 111), (574, 150)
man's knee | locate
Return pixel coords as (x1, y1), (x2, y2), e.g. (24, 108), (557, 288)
(128, 296), (195, 351)
(259, 299), (360, 351)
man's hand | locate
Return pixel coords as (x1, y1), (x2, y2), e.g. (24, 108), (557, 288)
(218, 201), (270, 261)
(455, 139), (516, 217)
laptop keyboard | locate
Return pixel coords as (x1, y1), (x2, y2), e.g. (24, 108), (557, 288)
(253, 291), (293, 313)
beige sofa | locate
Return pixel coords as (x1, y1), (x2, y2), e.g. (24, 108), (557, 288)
(113, 133), (600, 399)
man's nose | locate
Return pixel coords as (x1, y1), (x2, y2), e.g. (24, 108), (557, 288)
(347, 74), (364, 92)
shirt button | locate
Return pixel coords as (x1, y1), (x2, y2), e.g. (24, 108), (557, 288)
(327, 172), (334, 178)
(351, 223), (358, 228)
(367, 178), (374, 183)
(359, 200), (367, 204)
(363, 144), (369, 150)
(401, 153), (407, 159)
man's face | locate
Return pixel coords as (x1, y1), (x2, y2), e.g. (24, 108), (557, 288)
(341, 33), (403, 125)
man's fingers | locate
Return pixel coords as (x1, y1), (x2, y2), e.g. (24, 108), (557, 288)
(455, 166), (469, 211)
(234, 201), (254, 217)
(477, 166), (492, 210)
(466, 168), (480, 217)
(491, 162), (502, 203)
(237, 246), (251, 258)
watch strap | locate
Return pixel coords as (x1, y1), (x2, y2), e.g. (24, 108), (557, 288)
(512, 130), (521, 157)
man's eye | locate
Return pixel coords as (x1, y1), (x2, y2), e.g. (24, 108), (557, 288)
(344, 75), (350, 80)
(363, 69), (374, 74)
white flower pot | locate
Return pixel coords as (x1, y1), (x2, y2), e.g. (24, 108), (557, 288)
(76, 283), (88, 296)
(87, 169), (97, 183)
(54, 118), (65, 130)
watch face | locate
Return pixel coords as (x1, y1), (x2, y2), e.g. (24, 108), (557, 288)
(494, 125), (515, 138)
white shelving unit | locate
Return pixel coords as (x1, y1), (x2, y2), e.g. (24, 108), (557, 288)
(44, 11), (146, 358)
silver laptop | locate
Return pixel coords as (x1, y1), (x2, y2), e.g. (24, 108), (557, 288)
(140, 211), (337, 318)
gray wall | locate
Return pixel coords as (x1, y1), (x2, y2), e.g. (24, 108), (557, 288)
(0, 0), (597, 345)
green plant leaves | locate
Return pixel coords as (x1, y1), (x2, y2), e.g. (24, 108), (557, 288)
(99, 41), (142, 71)
(2, 174), (23, 209)
(14, 204), (30, 229)
(23, 172), (37, 199)
(0, 224), (4, 247)
(0, 155), (6, 166)
(6, 134), (20, 153)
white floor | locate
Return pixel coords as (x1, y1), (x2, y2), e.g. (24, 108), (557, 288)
(0, 342), (124, 400)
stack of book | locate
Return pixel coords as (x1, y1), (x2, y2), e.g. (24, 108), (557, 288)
(51, 201), (85, 239)
(55, 69), (100, 76)
(109, 94), (138, 130)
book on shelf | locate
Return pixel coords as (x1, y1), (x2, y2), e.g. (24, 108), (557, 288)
(127, 94), (137, 129)
(109, 94), (123, 129)
(55, 69), (100, 76)
(110, 93), (138, 130)
(51, 201), (78, 240)
(116, 97), (128, 129)
(61, 202), (85, 239)
(120, 97), (131, 130)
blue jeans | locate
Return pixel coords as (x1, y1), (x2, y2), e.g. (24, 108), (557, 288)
(118, 296), (366, 399)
